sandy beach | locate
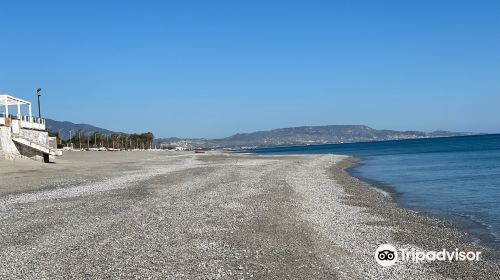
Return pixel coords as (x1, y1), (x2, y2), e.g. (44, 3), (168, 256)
(0, 151), (498, 279)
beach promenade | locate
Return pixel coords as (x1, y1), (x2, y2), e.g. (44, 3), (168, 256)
(0, 151), (498, 279)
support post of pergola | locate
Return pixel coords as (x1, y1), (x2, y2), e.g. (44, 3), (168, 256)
(4, 95), (8, 117)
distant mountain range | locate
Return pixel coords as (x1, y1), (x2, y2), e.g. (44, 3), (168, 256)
(46, 119), (117, 140)
(45, 119), (478, 148)
(155, 125), (478, 149)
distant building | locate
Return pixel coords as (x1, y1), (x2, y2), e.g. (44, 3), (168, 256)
(160, 143), (186, 151)
(0, 94), (59, 162)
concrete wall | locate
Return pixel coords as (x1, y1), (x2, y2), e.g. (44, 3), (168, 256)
(1, 127), (50, 161)
(0, 127), (21, 159)
(18, 129), (49, 147)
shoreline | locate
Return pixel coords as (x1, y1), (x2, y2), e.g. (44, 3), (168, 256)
(332, 156), (500, 277)
(345, 162), (398, 198)
(345, 157), (500, 249)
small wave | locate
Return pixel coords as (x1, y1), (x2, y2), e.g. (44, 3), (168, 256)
(369, 186), (391, 198)
(456, 213), (500, 247)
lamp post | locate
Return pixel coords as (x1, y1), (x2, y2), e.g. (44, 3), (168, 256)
(78, 130), (82, 150)
(69, 129), (75, 149)
(36, 88), (42, 119)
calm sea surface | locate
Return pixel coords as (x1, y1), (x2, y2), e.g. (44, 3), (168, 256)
(246, 134), (500, 248)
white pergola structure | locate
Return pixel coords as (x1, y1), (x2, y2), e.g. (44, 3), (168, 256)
(0, 94), (45, 130)
(0, 94), (33, 119)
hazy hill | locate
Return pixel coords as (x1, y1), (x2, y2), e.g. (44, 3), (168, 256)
(45, 119), (117, 140)
(156, 125), (476, 149)
(45, 119), (477, 148)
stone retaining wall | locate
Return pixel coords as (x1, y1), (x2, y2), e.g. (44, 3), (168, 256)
(1, 127), (49, 161)
(0, 127), (21, 159)
(18, 129), (49, 147)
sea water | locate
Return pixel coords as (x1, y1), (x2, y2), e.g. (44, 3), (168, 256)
(247, 134), (500, 248)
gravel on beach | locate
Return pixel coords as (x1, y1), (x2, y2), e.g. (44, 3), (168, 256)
(0, 151), (498, 279)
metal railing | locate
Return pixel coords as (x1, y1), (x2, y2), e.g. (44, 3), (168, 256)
(0, 114), (46, 130)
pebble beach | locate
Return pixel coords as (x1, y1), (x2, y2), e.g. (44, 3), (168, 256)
(0, 151), (498, 279)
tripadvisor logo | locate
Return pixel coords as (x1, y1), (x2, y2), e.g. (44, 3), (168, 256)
(375, 244), (398, 267)
(375, 244), (482, 267)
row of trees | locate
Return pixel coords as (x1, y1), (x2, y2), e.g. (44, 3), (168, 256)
(60, 132), (155, 150)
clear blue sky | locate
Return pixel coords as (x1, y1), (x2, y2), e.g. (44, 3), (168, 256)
(1, 0), (499, 138)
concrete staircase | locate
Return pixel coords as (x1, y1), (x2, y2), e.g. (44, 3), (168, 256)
(12, 136), (57, 162)
(12, 137), (56, 155)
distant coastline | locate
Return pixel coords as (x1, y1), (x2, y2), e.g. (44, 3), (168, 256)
(45, 119), (482, 150)
(241, 133), (492, 152)
(158, 125), (480, 150)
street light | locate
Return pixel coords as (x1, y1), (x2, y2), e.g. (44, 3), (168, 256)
(78, 130), (82, 150)
(59, 129), (63, 145)
(69, 129), (76, 149)
(36, 88), (42, 119)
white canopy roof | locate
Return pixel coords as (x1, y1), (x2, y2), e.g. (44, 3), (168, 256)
(0, 95), (31, 106)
